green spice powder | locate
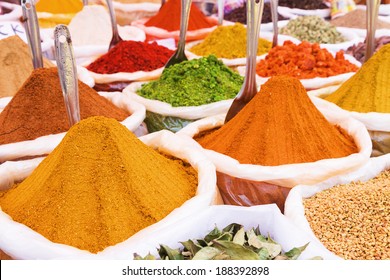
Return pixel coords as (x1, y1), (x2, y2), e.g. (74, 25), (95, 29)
(137, 55), (244, 107)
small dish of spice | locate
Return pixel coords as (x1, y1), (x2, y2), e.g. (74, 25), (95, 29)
(277, 0), (331, 19)
(123, 55), (244, 133)
(237, 40), (360, 90)
(330, 8), (390, 38)
(186, 23), (291, 67)
(278, 16), (361, 52)
(84, 40), (175, 85)
(284, 155), (390, 260)
(223, 2), (293, 31)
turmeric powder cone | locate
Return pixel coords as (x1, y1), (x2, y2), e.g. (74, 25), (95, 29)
(0, 116), (197, 254)
(196, 75), (358, 166)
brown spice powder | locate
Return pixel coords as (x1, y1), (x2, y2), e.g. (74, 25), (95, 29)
(0, 67), (129, 145)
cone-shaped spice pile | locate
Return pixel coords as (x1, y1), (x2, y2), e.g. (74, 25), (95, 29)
(0, 116), (197, 253)
(196, 76), (358, 166)
(0, 67), (129, 145)
(325, 44), (390, 113)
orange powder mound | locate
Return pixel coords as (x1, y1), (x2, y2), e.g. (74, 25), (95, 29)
(256, 41), (359, 79)
(144, 0), (215, 31)
(196, 76), (358, 166)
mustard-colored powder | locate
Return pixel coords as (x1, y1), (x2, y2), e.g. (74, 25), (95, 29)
(189, 23), (272, 59)
(0, 116), (198, 253)
(325, 44), (390, 113)
(36, 0), (83, 14)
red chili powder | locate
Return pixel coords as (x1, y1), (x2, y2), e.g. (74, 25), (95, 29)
(0, 67), (129, 145)
(256, 41), (359, 79)
(86, 41), (175, 74)
(196, 75), (358, 166)
(144, 0), (216, 32)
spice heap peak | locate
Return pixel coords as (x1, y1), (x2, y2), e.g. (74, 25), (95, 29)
(196, 75), (358, 166)
(144, 0), (215, 32)
(0, 116), (198, 253)
(0, 68), (128, 145)
(325, 44), (390, 113)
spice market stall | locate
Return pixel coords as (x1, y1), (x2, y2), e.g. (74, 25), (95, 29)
(0, 0), (390, 261)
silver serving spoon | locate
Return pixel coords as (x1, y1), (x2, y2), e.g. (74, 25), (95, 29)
(225, 0), (264, 123)
(218, 0), (224, 25)
(164, 0), (192, 68)
(270, 0), (278, 47)
(106, 0), (123, 50)
(21, 0), (43, 69)
(54, 25), (81, 126)
(365, 0), (381, 62)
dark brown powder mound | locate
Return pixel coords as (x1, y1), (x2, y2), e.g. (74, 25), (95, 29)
(0, 67), (129, 145)
(196, 76), (358, 166)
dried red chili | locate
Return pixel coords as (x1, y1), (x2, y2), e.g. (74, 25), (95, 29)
(256, 41), (359, 79)
(144, 0), (215, 32)
(86, 41), (175, 74)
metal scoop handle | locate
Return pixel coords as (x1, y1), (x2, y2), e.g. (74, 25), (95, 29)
(22, 0), (43, 69)
(218, 0), (224, 25)
(270, 0), (278, 47)
(365, 0), (381, 62)
(54, 25), (81, 126)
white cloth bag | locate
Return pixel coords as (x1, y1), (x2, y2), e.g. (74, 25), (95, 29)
(284, 153), (390, 259)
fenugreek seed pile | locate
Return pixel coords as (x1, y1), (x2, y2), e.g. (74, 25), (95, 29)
(304, 170), (390, 260)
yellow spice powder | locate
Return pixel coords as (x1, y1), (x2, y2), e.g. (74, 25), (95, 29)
(325, 44), (390, 113)
(190, 23), (272, 59)
(0, 116), (198, 253)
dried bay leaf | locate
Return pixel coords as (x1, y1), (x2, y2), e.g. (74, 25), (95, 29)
(212, 240), (260, 260)
(192, 247), (223, 260)
(232, 227), (246, 245)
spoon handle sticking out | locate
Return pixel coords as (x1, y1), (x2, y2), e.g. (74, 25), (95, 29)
(22, 0), (43, 69)
(365, 0), (381, 62)
(218, 0), (224, 25)
(54, 25), (81, 127)
(270, 0), (278, 48)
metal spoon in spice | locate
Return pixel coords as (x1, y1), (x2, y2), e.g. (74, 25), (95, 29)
(218, 0), (225, 25)
(21, 0), (43, 69)
(164, 0), (192, 68)
(54, 25), (81, 126)
(225, 0), (265, 123)
(365, 0), (381, 62)
(107, 0), (123, 50)
(270, 0), (278, 47)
